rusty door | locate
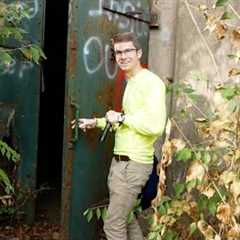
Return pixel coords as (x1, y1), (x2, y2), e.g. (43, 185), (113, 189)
(0, 0), (45, 222)
(62, 0), (150, 239)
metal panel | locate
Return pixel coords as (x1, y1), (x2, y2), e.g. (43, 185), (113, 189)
(0, 0), (45, 222)
(103, 0), (150, 22)
(62, 0), (150, 239)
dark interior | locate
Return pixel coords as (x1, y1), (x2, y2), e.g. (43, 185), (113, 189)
(36, 0), (69, 223)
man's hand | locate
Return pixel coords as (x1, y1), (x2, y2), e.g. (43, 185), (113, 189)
(71, 118), (97, 132)
(105, 110), (122, 124)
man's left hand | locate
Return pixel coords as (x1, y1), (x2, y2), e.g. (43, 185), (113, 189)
(105, 110), (122, 124)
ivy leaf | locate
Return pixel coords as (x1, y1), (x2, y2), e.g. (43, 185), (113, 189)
(175, 148), (192, 162)
(215, 0), (231, 7)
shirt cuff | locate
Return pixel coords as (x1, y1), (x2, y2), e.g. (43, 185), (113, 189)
(96, 118), (106, 130)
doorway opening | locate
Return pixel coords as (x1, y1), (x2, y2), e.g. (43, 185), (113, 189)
(36, 0), (69, 223)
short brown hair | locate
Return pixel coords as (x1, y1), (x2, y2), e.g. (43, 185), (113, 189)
(111, 32), (141, 50)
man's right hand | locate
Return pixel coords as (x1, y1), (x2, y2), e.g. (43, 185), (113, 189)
(71, 118), (97, 132)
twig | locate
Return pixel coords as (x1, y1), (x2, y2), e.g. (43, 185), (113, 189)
(171, 117), (195, 151)
(184, 0), (221, 82)
(229, 4), (240, 20)
(184, 93), (209, 119)
(0, 44), (32, 52)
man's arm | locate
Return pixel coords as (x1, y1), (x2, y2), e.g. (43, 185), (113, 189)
(106, 80), (166, 136)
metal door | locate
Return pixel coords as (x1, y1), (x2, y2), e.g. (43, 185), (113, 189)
(0, 0), (45, 222)
(62, 0), (150, 239)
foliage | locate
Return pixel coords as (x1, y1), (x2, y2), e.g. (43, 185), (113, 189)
(148, 1), (240, 239)
(0, 1), (45, 221)
(0, 1), (46, 68)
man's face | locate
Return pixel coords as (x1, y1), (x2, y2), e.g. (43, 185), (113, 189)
(114, 41), (142, 72)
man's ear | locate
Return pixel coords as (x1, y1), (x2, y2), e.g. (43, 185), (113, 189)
(137, 49), (142, 59)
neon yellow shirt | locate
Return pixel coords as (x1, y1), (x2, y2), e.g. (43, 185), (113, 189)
(96, 69), (166, 164)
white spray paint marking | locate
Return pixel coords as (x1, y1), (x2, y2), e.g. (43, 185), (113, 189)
(1, 60), (34, 79)
(83, 36), (104, 75)
(105, 45), (118, 79)
(82, 0), (148, 78)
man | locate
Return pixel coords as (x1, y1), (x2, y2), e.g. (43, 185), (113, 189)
(73, 32), (166, 240)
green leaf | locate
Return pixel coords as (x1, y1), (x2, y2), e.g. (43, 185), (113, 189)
(158, 204), (167, 215)
(175, 148), (192, 162)
(86, 209), (93, 222)
(101, 207), (107, 220)
(215, 0), (231, 7)
(20, 47), (32, 60)
(163, 230), (178, 240)
(221, 11), (235, 20)
(174, 183), (185, 198)
(0, 168), (14, 194)
(208, 198), (218, 215)
(189, 222), (197, 236)
(83, 208), (89, 216)
(186, 179), (198, 191)
(197, 194), (208, 212)
(96, 208), (101, 219)
(127, 211), (135, 224)
(30, 46), (40, 64)
(221, 87), (236, 100)
(0, 51), (12, 65)
(203, 152), (211, 165)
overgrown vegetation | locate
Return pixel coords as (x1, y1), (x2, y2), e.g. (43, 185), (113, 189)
(149, 0), (240, 239)
(0, 0), (45, 222)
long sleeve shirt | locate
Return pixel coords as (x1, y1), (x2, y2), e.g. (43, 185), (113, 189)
(96, 68), (166, 164)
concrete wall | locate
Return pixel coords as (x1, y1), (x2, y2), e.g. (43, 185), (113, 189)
(149, 0), (240, 183)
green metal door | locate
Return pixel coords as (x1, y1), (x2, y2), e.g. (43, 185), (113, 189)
(62, 0), (150, 239)
(0, 0), (45, 222)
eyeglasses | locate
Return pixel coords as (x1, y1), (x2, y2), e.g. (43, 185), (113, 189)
(114, 48), (137, 57)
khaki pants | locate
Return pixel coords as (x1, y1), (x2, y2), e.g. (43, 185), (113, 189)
(104, 157), (153, 240)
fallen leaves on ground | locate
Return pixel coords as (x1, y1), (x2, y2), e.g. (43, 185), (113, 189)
(0, 222), (61, 240)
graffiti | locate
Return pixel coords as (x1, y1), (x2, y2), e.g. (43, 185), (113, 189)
(83, 36), (118, 79)
(89, 0), (147, 37)
(19, 0), (39, 19)
(1, 60), (34, 79)
(83, 0), (148, 78)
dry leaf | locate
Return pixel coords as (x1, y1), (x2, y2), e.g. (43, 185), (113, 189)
(215, 23), (227, 39)
(228, 68), (240, 77)
(197, 220), (216, 240)
(231, 29), (240, 49)
(227, 225), (240, 238)
(202, 187), (216, 198)
(216, 203), (232, 224)
(171, 138), (186, 151)
(186, 160), (206, 183)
